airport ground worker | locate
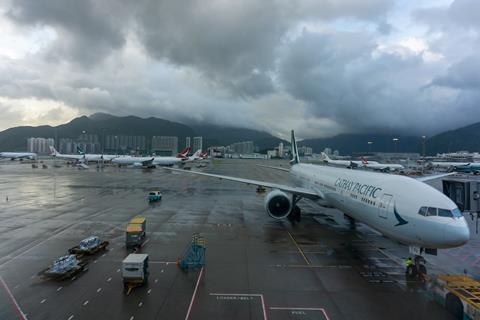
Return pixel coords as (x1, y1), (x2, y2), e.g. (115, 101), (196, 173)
(405, 257), (414, 273)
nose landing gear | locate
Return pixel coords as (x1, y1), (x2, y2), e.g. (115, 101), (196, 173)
(406, 255), (427, 281)
(406, 246), (432, 283)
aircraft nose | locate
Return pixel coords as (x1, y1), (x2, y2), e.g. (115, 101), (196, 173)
(444, 217), (470, 247)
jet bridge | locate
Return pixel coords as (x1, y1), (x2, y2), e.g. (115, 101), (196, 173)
(443, 178), (480, 233)
(442, 178), (480, 212)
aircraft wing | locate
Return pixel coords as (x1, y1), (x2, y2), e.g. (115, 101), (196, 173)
(164, 167), (322, 200)
(142, 158), (155, 166)
(256, 164), (290, 172)
(416, 172), (457, 182)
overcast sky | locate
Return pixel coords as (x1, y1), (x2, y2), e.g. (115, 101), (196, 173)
(0, 0), (478, 139)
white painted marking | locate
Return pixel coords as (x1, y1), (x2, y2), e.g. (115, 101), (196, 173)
(129, 316), (134, 320)
(147, 289), (152, 294)
(138, 302), (143, 307)
(97, 288), (102, 293)
(67, 315), (74, 320)
(71, 276), (76, 281)
(141, 239), (150, 247)
(116, 269), (120, 273)
(0, 207), (115, 269)
(185, 267), (204, 320)
(83, 300), (89, 306)
(209, 293), (267, 320)
(0, 277), (27, 320)
(154, 278), (158, 283)
(57, 286), (63, 292)
(107, 277), (112, 282)
(102, 254), (106, 257)
(40, 299), (46, 304)
(93, 260), (97, 264)
(161, 270), (164, 273)
(13, 284), (20, 289)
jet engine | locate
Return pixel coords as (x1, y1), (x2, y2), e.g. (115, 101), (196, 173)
(264, 189), (293, 219)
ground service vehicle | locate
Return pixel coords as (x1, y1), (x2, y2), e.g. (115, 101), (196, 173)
(122, 253), (149, 294)
(126, 216), (146, 249)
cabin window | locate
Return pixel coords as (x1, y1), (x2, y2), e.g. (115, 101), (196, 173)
(418, 207), (427, 216)
(426, 207), (437, 216)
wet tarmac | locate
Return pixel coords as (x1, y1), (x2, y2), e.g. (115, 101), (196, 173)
(0, 159), (476, 319)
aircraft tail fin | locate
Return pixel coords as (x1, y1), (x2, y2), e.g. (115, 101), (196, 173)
(361, 156), (368, 164)
(177, 147), (191, 158)
(321, 152), (331, 162)
(290, 130), (300, 166)
(192, 149), (202, 157)
(49, 146), (58, 156)
(76, 146), (85, 155)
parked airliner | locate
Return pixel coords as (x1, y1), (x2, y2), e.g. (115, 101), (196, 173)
(166, 130), (469, 271)
(0, 152), (37, 160)
(321, 152), (361, 168)
(50, 147), (116, 162)
(361, 157), (404, 171)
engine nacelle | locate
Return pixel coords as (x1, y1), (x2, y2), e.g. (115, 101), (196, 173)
(264, 189), (293, 219)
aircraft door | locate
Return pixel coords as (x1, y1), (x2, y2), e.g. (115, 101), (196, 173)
(378, 194), (393, 219)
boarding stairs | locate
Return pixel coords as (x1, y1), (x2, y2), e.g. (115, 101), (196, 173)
(178, 233), (206, 271)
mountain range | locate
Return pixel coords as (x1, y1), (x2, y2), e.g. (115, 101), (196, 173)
(0, 113), (479, 155)
(0, 113), (284, 152)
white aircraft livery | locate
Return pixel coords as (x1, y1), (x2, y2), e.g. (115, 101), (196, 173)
(0, 152), (37, 160)
(360, 157), (404, 171)
(166, 130), (470, 269)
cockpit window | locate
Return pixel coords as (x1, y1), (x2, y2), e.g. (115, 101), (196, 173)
(438, 209), (452, 217)
(427, 207), (437, 216)
(451, 208), (463, 218)
(419, 206), (463, 218)
(418, 207), (427, 216)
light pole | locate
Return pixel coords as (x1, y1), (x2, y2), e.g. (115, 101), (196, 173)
(367, 141), (373, 153)
(422, 135), (426, 157)
(392, 138), (399, 153)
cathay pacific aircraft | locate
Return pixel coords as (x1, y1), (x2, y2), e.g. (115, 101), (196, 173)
(166, 130), (470, 275)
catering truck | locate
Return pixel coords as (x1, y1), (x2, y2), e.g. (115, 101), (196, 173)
(126, 216), (146, 249)
(122, 253), (149, 294)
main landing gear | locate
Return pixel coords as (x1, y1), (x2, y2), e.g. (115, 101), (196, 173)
(406, 255), (427, 281)
(288, 195), (302, 224)
(287, 205), (301, 223)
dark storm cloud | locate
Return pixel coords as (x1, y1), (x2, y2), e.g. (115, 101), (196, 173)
(7, 0), (130, 65)
(277, 29), (458, 134)
(2, 0), (480, 137)
(134, 0), (393, 96)
(432, 56), (480, 90)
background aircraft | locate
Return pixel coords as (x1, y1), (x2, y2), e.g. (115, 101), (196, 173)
(0, 152), (37, 160)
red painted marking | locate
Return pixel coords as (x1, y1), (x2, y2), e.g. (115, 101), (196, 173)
(269, 307), (330, 320)
(0, 277), (27, 320)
